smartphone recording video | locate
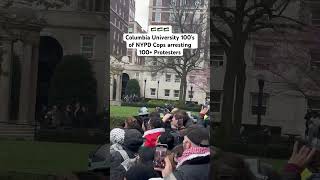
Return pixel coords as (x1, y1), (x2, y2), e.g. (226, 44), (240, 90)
(153, 144), (168, 169)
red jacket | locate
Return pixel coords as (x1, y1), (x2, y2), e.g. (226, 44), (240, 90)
(143, 128), (165, 148)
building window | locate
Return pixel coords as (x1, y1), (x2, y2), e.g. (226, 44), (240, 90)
(251, 93), (269, 116)
(128, 27), (133, 33)
(151, 73), (157, 81)
(135, 72), (140, 79)
(308, 98), (320, 113)
(152, 12), (156, 21)
(310, 49), (320, 69)
(312, 8), (320, 25)
(94, 0), (105, 12)
(151, 88), (156, 96)
(174, 90), (180, 98)
(165, 89), (170, 97)
(211, 91), (222, 113)
(254, 45), (272, 70)
(128, 55), (132, 63)
(156, 0), (162, 6)
(166, 74), (171, 82)
(155, 10), (161, 22)
(80, 35), (95, 58)
(78, 0), (106, 12)
(212, 45), (224, 68)
(174, 75), (180, 82)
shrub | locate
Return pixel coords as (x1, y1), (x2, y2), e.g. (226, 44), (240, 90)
(121, 99), (201, 112)
(148, 99), (174, 107)
(49, 55), (97, 111)
(125, 79), (141, 97)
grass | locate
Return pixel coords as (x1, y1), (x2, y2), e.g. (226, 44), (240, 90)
(110, 106), (141, 118)
(0, 140), (97, 175)
(110, 105), (198, 118)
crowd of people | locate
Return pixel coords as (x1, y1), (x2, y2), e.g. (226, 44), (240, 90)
(37, 102), (93, 129)
(122, 94), (141, 103)
(110, 105), (211, 180)
(108, 104), (320, 180)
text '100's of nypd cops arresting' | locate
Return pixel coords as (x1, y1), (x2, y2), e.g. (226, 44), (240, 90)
(123, 25), (198, 56)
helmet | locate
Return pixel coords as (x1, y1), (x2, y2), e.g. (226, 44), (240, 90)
(138, 107), (149, 116)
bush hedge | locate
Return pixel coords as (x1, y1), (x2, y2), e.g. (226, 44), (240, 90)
(125, 79), (141, 97)
(49, 55), (97, 110)
(121, 99), (201, 112)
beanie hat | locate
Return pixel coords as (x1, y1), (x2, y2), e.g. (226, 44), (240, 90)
(123, 129), (144, 152)
(185, 127), (209, 147)
(110, 128), (125, 145)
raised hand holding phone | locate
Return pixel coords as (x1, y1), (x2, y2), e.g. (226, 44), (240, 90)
(154, 156), (173, 178)
(154, 144), (168, 169)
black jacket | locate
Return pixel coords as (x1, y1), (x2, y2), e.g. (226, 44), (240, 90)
(170, 155), (210, 180)
(110, 129), (143, 180)
(110, 148), (135, 180)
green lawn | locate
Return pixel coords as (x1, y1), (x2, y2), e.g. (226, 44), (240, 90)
(110, 106), (141, 118)
(0, 140), (96, 175)
(110, 105), (198, 118)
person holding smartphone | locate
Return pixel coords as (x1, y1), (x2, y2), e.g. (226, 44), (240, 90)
(155, 127), (210, 180)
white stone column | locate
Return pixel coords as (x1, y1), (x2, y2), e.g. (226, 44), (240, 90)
(115, 74), (122, 102)
(28, 42), (39, 123)
(0, 40), (13, 122)
(110, 75), (114, 101)
(18, 43), (32, 123)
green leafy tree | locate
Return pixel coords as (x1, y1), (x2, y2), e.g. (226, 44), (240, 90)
(49, 55), (97, 110)
(125, 79), (141, 97)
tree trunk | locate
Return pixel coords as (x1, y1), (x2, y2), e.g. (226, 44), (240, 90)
(179, 74), (187, 104)
(183, 79), (187, 103)
(218, 36), (245, 147)
(218, 52), (236, 147)
(233, 60), (246, 136)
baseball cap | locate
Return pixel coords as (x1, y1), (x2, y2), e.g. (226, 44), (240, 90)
(184, 127), (210, 147)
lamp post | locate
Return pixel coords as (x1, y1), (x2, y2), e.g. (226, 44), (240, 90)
(189, 86), (193, 102)
(157, 80), (159, 99)
(144, 79), (147, 99)
(257, 78), (265, 127)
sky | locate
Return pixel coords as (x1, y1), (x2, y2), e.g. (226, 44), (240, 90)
(135, 0), (150, 31)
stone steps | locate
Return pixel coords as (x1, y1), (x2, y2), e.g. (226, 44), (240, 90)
(0, 123), (35, 140)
